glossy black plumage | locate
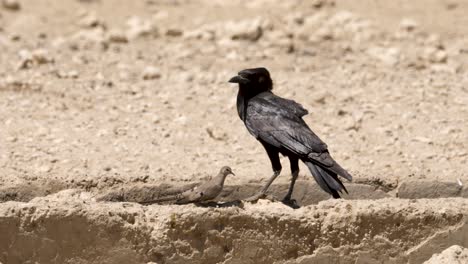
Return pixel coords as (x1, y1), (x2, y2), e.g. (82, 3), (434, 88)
(229, 67), (352, 199)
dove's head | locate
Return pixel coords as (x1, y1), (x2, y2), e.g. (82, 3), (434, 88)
(220, 166), (235, 177)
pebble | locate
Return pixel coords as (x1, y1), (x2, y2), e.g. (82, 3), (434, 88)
(399, 18), (418, 31)
(425, 34), (443, 48)
(412, 136), (432, 144)
(165, 28), (183, 37)
(38, 165), (52, 173)
(313, 26), (334, 41)
(31, 49), (53, 64)
(57, 70), (79, 79)
(310, 0), (335, 8)
(424, 47), (448, 63)
(67, 70), (79, 78)
(367, 46), (400, 66)
(2, 0), (20, 10)
(126, 16), (158, 40)
(78, 12), (102, 28)
(6, 136), (17, 142)
(107, 29), (128, 43)
(226, 18), (264, 41)
(17, 49), (53, 69)
(142, 66), (161, 80)
(183, 28), (215, 41)
(69, 28), (107, 49)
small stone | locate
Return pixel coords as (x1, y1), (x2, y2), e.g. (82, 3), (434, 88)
(38, 32), (47, 39)
(10, 33), (21, 41)
(165, 28), (183, 37)
(183, 28), (215, 41)
(311, 0), (335, 8)
(142, 66), (161, 80)
(107, 29), (128, 43)
(286, 12), (305, 25)
(2, 0), (20, 11)
(226, 50), (239, 60)
(56, 70), (79, 79)
(429, 64), (456, 73)
(178, 72), (194, 82)
(67, 70), (79, 78)
(313, 26), (334, 41)
(412, 136), (432, 144)
(175, 115), (187, 125)
(18, 49), (32, 60)
(425, 34), (444, 48)
(152, 115), (160, 124)
(367, 46), (400, 66)
(17, 49), (53, 69)
(399, 18), (418, 31)
(424, 46), (447, 63)
(6, 136), (17, 142)
(126, 16), (158, 40)
(78, 12), (102, 28)
(38, 165), (52, 173)
(445, 1), (458, 10)
(31, 49), (53, 64)
(406, 57), (426, 70)
(227, 18), (264, 41)
(69, 28), (107, 50)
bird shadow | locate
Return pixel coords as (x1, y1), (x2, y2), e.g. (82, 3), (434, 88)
(139, 199), (300, 209)
(197, 198), (301, 209)
(280, 199), (301, 209)
(195, 200), (244, 208)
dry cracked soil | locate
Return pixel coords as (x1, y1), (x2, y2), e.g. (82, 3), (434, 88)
(0, 0), (467, 263)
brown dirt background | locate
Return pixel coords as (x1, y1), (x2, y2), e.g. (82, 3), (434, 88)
(0, 0), (467, 263)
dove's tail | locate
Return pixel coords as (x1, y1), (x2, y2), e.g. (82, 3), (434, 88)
(139, 194), (181, 205)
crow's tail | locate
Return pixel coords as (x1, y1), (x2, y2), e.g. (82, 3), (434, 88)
(304, 161), (348, 198)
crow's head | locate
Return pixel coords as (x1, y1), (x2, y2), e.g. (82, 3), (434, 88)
(228, 67), (273, 92)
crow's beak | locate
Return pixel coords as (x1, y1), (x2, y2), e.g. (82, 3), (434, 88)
(230, 171), (236, 176)
(228, 75), (250, 84)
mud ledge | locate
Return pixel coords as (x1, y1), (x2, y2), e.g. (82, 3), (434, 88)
(0, 192), (467, 264)
(2, 179), (466, 206)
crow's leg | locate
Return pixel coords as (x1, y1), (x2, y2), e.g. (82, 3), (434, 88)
(283, 156), (299, 201)
(244, 145), (282, 202)
(244, 170), (281, 202)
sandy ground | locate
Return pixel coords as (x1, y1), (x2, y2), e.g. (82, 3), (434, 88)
(0, 0), (467, 263)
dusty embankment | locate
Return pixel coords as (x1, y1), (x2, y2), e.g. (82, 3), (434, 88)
(0, 191), (467, 264)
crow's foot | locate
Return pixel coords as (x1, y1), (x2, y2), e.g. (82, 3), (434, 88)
(281, 198), (300, 209)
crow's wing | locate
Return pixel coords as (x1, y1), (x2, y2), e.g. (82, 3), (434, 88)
(246, 94), (352, 181)
(245, 94), (327, 154)
(266, 93), (309, 118)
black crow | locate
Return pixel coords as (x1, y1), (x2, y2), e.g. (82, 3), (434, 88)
(229, 67), (352, 202)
